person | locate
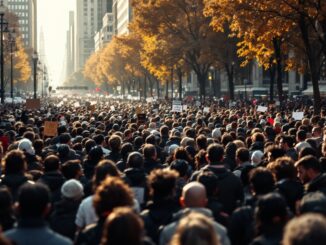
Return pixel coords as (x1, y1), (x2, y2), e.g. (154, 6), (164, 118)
(169, 212), (220, 245)
(0, 187), (15, 231)
(100, 207), (154, 245)
(299, 191), (326, 215)
(18, 138), (42, 171)
(143, 144), (163, 174)
(159, 181), (230, 245)
(295, 155), (326, 195)
(0, 150), (29, 201)
(279, 135), (298, 161)
(282, 214), (326, 245)
(141, 169), (180, 244)
(105, 135), (122, 163)
(75, 177), (134, 245)
(4, 182), (72, 245)
(191, 143), (243, 214)
(251, 193), (288, 245)
(37, 155), (66, 203)
(75, 160), (120, 230)
(50, 179), (84, 240)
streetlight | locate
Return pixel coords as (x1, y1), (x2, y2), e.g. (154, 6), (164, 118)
(8, 28), (16, 99)
(0, 1), (7, 104)
(32, 52), (38, 99)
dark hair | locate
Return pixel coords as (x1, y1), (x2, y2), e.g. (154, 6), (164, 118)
(127, 152), (144, 168)
(170, 159), (189, 178)
(43, 155), (60, 172)
(148, 169), (178, 200)
(297, 130), (307, 141)
(236, 147), (250, 162)
(207, 143), (224, 163)
(299, 147), (317, 159)
(61, 160), (82, 179)
(93, 177), (134, 217)
(101, 207), (143, 245)
(196, 135), (207, 150)
(249, 167), (275, 195)
(197, 171), (218, 197)
(143, 144), (156, 160)
(3, 150), (26, 174)
(295, 155), (320, 172)
(93, 160), (120, 188)
(120, 143), (133, 161)
(59, 133), (71, 144)
(18, 182), (50, 218)
(109, 135), (122, 152)
(300, 192), (326, 215)
(0, 187), (14, 231)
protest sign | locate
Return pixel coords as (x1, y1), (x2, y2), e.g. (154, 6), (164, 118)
(44, 121), (58, 137)
(172, 100), (182, 113)
(257, 106), (268, 112)
(292, 112), (304, 121)
(26, 99), (41, 110)
(203, 107), (210, 113)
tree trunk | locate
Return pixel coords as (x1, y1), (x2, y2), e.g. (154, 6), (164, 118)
(197, 74), (207, 104)
(144, 75), (147, 100)
(225, 63), (234, 101)
(177, 68), (182, 100)
(156, 79), (160, 98)
(165, 80), (169, 99)
(171, 68), (174, 100)
(269, 64), (276, 102)
(299, 13), (321, 114)
(273, 38), (284, 102)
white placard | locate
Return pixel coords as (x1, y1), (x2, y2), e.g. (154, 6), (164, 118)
(90, 101), (97, 105)
(182, 105), (188, 111)
(110, 106), (115, 111)
(172, 104), (183, 113)
(63, 98), (68, 102)
(292, 112), (304, 121)
(257, 106), (268, 112)
(146, 98), (153, 103)
(74, 102), (80, 108)
(203, 107), (210, 113)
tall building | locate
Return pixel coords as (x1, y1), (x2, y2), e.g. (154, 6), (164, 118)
(94, 0), (113, 51)
(66, 11), (75, 77)
(113, 0), (132, 35)
(4, 0), (36, 49)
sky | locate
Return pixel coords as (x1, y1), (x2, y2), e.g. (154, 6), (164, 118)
(37, 0), (75, 87)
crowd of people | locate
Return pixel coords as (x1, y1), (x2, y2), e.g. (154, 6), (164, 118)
(0, 95), (326, 245)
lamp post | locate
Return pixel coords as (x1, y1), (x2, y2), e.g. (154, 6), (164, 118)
(32, 52), (38, 99)
(0, 1), (7, 104)
(9, 28), (15, 99)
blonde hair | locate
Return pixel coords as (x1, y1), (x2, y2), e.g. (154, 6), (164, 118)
(170, 212), (220, 245)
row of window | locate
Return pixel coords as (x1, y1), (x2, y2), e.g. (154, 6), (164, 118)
(8, 4), (28, 10)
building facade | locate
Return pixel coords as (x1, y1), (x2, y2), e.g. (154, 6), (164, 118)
(113, 0), (131, 35)
(4, 0), (36, 49)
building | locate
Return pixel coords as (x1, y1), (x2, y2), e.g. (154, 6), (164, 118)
(66, 11), (75, 77)
(4, 0), (36, 49)
(113, 0), (132, 35)
(94, 12), (113, 51)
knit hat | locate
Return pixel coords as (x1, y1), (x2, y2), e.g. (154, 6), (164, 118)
(61, 179), (84, 200)
(18, 138), (35, 155)
(251, 150), (264, 166)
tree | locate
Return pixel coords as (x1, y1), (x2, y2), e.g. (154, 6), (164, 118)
(132, 0), (238, 102)
(205, 0), (326, 113)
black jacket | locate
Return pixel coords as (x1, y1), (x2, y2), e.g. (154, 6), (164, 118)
(143, 159), (164, 175)
(192, 164), (244, 214)
(50, 198), (80, 240)
(37, 171), (65, 203)
(75, 217), (105, 245)
(141, 199), (180, 244)
(0, 174), (29, 201)
(306, 173), (326, 195)
(124, 168), (148, 205)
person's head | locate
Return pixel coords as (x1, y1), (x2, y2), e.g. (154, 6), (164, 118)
(148, 168), (178, 201)
(180, 182), (207, 208)
(251, 150), (264, 166)
(266, 145), (286, 162)
(170, 212), (219, 245)
(18, 138), (35, 155)
(126, 151), (144, 168)
(249, 167), (275, 195)
(267, 157), (296, 181)
(197, 171), (218, 197)
(206, 143), (224, 164)
(61, 179), (84, 201)
(279, 135), (295, 150)
(93, 177), (134, 217)
(255, 193), (288, 234)
(296, 130), (307, 142)
(93, 160), (120, 188)
(236, 147), (250, 165)
(143, 143), (157, 160)
(16, 182), (51, 219)
(170, 159), (189, 178)
(282, 214), (326, 245)
(43, 155), (60, 172)
(61, 159), (83, 179)
(100, 207), (144, 245)
(196, 134), (207, 151)
(295, 155), (320, 184)
(108, 135), (122, 152)
(2, 150), (27, 175)
(299, 192), (326, 215)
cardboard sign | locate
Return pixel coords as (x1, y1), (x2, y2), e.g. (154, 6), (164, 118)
(136, 106), (142, 115)
(44, 121), (58, 137)
(257, 106), (268, 112)
(292, 112), (304, 121)
(203, 107), (210, 113)
(26, 99), (41, 110)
